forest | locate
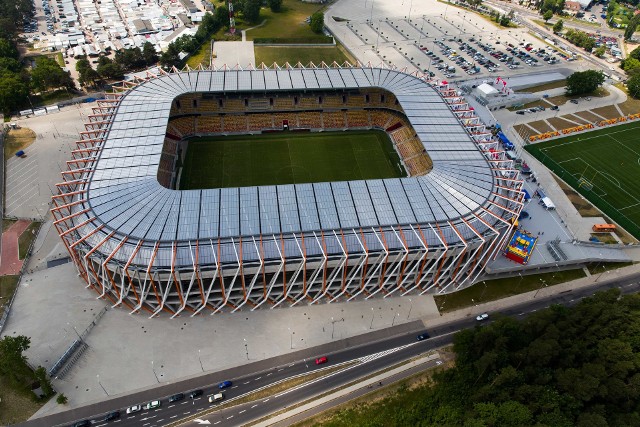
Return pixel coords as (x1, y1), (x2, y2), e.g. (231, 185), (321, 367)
(322, 289), (640, 427)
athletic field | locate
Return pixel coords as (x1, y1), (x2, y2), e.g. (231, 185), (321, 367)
(525, 121), (640, 239)
(179, 130), (406, 189)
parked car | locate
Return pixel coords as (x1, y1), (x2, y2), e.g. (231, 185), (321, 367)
(105, 411), (120, 421)
(126, 405), (142, 414)
(315, 356), (328, 365)
(143, 400), (161, 410)
(570, 99), (579, 104)
(209, 392), (225, 403)
(189, 389), (204, 399)
(168, 393), (184, 403)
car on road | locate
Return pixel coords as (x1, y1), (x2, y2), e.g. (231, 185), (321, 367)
(189, 389), (204, 399)
(219, 380), (233, 389)
(168, 393), (184, 403)
(570, 99), (579, 104)
(416, 332), (430, 341)
(476, 313), (489, 321)
(315, 356), (328, 365)
(209, 392), (225, 403)
(72, 421), (91, 427)
(105, 411), (120, 421)
(144, 400), (161, 410)
(126, 405), (142, 414)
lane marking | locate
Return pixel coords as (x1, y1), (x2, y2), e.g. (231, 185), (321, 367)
(170, 415), (177, 419)
(227, 415), (234, 419)
(267, 372), (272, 376)
(263, 398), (270, 403)
(239, 409), (246, 414)
(256, 376), (262, 380)
(251, 404), (258, 408)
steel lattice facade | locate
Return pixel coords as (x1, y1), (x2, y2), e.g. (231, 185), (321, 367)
(51, 64), (524, 318)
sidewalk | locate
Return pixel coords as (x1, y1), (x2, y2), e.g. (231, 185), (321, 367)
(0, 220), (31, 275)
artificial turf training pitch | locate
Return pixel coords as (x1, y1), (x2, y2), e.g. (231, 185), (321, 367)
(179, 130), (406, 189)
(525, 120), (640, 239)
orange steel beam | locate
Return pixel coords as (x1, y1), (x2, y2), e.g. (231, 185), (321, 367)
(359, 229), (370, 296)
(194, 241), (206, 308)
(103, 237), (129, 303)
(414, 224), (429, 288)
(170, 242), (187, 313)
(123, 240), (147, 313)
(396, 227), (409, 292)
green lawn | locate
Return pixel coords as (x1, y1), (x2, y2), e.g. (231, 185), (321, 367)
(255, 45), (353, 65)
(180, 130), (405, 189)
(434, 269), (587, 313)
(525, 121), (640, 239)
(245, 0), (325, 41)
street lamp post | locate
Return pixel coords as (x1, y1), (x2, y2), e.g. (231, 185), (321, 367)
(407, 298), (413, 319)
(369, 307), (375, 329)
(151, 360), (160, 383)
(97, 374), (108, 396)
(244, 339), (249, 360)
(288, 327), (293, 349)
(534, 278), (547, 298)
(198, 349), (204, 372)
(331, 317), (335, 339)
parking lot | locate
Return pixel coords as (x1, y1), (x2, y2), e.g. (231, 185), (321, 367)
(327, 0), (584, 82)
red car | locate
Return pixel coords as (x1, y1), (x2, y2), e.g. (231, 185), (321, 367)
(315, 356), (328, 365)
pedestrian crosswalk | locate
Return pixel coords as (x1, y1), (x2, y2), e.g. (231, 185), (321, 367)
(359, 343), (415, 364)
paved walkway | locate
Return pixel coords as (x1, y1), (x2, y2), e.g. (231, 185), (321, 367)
(0, 220), (31, 275)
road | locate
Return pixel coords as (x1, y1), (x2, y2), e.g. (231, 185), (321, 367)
(25, 272), (640, 427)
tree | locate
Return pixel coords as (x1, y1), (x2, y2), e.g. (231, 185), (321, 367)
(0, 70), (28, 115)
(267, 0), (282, 12)
(543, 10), (553, 22)
(79, 67), (100, 87)
(215, 6), (229, 30)
(56, 393), (68, 404)
(0, 335), (32, 385)
(625, 13), (640, 40)
(623, 57), (640, 74)
(594, 46), (606, 58)
(142, 41), (159, 66)
(553, 19), (564, 33)
(30, 56), (75, 93)
(626, 73), (640, 98)
(115, 47), (145, 71)
(96, 57), (124, 80)
(242, 0), (261, 24)
(310, 12), (324, 34)
(160, 43), (182, 70)
(0, 37), (19, 59)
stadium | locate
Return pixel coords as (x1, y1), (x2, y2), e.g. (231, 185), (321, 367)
(51, 65), (524, 317)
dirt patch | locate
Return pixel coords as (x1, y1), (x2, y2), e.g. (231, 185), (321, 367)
(3, 127), (36, 159)
(554, 178), (602, 217)
(513, 124), (536, 140)
(517, 80), (566, 93)
(574, 110), (603, 122)
(547, 116), (577, 130)
(527, 120), (554, 133)
(591, 105), (622, 120)
(562, 114), (589, 125)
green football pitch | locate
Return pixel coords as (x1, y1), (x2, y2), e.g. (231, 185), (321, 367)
(525, 121), (640, 239)
(179, 130), (406, 190)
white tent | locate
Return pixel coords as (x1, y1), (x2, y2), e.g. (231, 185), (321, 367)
(540, 197), (556, 210)
(476, 83), (498, 98)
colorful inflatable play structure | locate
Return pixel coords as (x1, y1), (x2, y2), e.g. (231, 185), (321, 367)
(504, 229), (538, 265)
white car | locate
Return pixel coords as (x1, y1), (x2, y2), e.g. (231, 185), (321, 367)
(476, 313), (489, 321)
(208, 392), (224, 403)
(143, 400), (161, 410)
(126, 404), (142, 414)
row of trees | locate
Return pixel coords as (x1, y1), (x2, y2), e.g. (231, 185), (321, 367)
(322, 289), (640, 426)
(564, 28), (596, 52)
(76, 42), (159, 87)
(622, 46), (640, 97)
(539, 0), (565, 15)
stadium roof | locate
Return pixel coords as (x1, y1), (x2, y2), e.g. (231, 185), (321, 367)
(76, 68), (498, 266)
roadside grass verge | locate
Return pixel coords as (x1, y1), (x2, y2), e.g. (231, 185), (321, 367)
(0, 375), (47, 426)
(18, 222), (41, 260)
(434, 269), (587, 313)
(254, 45), (353, 66)
(0, 275), (19, 318)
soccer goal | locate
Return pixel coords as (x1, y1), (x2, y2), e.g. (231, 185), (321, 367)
(578, 177), (594, 191)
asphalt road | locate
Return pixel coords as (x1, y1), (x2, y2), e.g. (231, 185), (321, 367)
(27, 272), (640, 427)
